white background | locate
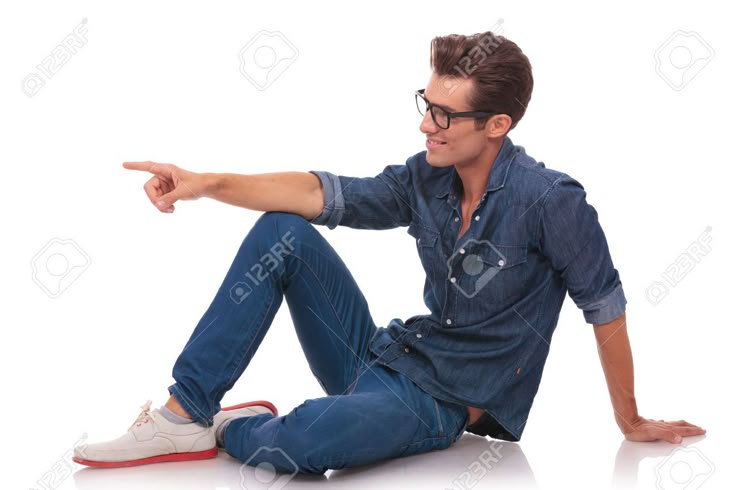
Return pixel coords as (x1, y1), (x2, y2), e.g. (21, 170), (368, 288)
(1, 1), (733, 489)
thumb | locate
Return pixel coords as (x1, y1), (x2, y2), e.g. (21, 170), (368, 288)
(656, 427), (682, 444)
(155, 189), (184, 210)
(668, 431), (683, 444)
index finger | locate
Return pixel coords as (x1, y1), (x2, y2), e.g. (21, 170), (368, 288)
(122, 161), (170, 177)
(665, 420), (704, 428)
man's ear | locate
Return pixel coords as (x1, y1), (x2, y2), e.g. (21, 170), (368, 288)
(485, 114), (512, 138)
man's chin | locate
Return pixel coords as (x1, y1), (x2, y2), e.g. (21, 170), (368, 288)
(425, 154), (453, 168)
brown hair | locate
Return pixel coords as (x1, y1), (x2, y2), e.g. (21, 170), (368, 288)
(430, 32), (533, 132)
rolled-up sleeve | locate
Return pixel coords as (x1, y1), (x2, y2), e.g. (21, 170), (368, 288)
(309, 171), (345, 229)
(308, 162), (415, 230)
(539, 175), (627, 324)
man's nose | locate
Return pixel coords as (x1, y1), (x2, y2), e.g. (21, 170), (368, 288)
(419, 110), (438, 134)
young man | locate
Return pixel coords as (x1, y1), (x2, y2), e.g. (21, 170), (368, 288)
(75, 32), (705, 474)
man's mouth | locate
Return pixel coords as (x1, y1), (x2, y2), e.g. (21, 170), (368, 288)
(426, 139), (447, 149)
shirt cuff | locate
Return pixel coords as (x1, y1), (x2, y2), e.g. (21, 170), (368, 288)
(308, 170), (345, 230)
(580, 283), (628, 325)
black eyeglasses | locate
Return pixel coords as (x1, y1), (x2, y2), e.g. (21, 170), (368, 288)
(415, 89), (496, 129)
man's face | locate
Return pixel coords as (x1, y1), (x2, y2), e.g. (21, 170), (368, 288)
(419, 73), (492, 168)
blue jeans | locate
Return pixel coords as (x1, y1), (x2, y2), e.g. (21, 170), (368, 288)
(168, 212), (469, 474)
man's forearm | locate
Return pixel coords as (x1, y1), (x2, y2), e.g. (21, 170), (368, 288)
(204, 171), (324, 220)
(593, 312), (639, 433)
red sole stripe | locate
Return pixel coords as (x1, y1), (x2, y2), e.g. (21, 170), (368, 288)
(221, 400), (278, 416)
(72, 447), (218, 468)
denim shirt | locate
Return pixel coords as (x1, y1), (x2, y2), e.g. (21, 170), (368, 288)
(309, 135), (627, 441)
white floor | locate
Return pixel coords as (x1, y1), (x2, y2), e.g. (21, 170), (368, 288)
(20, 428), (722, 490)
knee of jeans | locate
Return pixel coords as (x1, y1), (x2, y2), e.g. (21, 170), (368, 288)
(252, 212), (311, 251)
(256, 211), (310, 234)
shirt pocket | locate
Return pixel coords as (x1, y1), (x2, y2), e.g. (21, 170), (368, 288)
(408, 223), (440, 263)
(450, 239), (529, 301)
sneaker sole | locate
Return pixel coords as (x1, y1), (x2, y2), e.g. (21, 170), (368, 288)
(72, 447), (219, 468)
(221, 400), (278, 415)
(73, 400), (278, 468)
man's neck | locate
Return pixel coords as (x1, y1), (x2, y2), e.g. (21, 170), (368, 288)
(455, 143), (501, 205)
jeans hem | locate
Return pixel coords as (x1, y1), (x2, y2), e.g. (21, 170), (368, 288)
(168, 384), (212, 427)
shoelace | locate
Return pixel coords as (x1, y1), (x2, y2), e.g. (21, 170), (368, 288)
(128, 400), (154, 431)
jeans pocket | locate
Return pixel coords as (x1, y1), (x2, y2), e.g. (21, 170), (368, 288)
(451, 404), (470, 441)
(393, 396), (452, 459)
(438, 399), (469, 443)
(431, 398), (468, 446)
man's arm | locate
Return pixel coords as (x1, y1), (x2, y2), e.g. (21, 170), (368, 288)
(122, 160), (414, 230)
(593, 312), (638, 431)
(122, 161), (324, 220)
(594, 311), (706, 443)
(205, 172), (324, 220)
(536, 175), (706, 442)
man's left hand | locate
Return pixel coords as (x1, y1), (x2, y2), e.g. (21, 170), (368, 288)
(623, 416), (706, 443)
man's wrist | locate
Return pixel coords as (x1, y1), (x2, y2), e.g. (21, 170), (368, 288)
(614, 402), (640, 433)
(202, 172), (222, 199)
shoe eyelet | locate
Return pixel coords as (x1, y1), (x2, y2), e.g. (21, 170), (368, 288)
(136, 423), (141, 427)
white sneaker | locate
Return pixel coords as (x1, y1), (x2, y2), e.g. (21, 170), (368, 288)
(213, 400), (279, 448)
(73, 399), (277, 468)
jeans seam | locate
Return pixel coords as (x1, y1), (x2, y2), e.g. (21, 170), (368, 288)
(397, 433), (452, 454)
(290, 246), (372, 394)
(433, 398), (444, 437)
(219, 287), (278, 404)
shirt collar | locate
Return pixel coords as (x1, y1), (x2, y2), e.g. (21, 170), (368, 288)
(434, 135), (516, 200)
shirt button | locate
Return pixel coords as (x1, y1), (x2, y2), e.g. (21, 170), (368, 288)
(498, 259), (505, 267)
(450, 277), (457, 283)
(454, 217), (460, 222)
(416, 333), (422, 338)
(404, 347), (410, 353)
(446, 318), (452, 325)
(459, 248), (465, 254)
(474, 216), (480, 221)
